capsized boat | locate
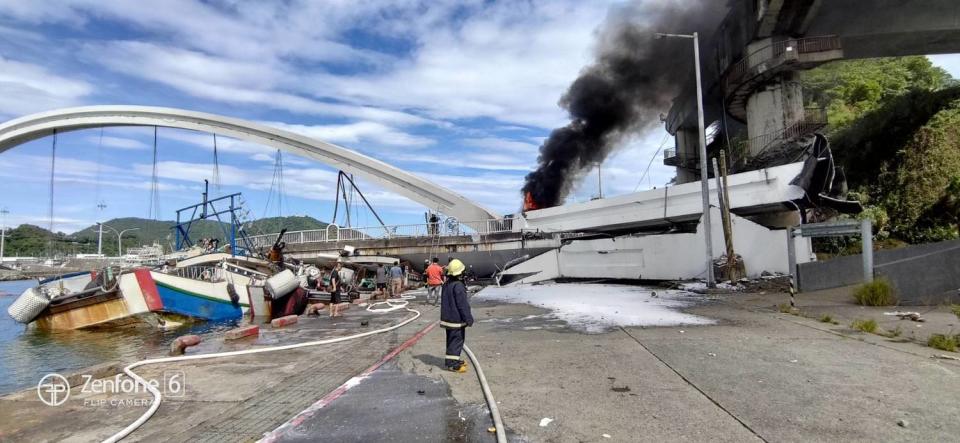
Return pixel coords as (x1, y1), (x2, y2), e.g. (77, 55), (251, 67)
(5, 253), (284, 330)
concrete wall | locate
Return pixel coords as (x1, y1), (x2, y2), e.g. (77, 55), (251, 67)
(798, 239), (960, 304)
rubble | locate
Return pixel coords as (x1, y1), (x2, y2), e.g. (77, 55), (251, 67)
(884, 311), (926, 322)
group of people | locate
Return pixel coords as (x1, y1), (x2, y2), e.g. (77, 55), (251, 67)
(314, 256), (475, 374)
(373, 261), (407, 300)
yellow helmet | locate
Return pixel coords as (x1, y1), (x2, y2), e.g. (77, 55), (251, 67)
(446, 259), (465, 277)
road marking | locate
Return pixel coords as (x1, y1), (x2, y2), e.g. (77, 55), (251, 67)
(259, 319), (439, 442)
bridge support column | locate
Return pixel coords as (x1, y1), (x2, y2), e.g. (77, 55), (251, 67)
(745, 71), (805, 157)
(673, 127), (701, 184)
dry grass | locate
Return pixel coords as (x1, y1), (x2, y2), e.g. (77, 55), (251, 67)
(927, 334), (958, 352)
(852, 278), (897, 306)
(851, 318), (878, 333)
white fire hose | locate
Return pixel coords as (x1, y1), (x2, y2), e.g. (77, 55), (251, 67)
(102, 307), (422, 443)
(103, 293), (507, 443)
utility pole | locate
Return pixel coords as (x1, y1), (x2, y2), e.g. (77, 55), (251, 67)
(96, 202), (106, 256)
(0, 207), (8, 261)
(655, 31), (715, 287)
(596, 162), (603, 199)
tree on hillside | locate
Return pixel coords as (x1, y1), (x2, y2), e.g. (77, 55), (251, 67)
(803, 56), (952, 131)
(801, 56), (959, 244)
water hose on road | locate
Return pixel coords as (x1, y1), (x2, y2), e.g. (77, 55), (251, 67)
(101, 307), (422, 443)
(463, 344), (507, 443)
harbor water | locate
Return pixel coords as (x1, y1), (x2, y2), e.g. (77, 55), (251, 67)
(0, 279), (240, 394)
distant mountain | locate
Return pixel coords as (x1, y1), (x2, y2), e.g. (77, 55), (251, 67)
(4, 215), (329, 257)
(1, 224), (76, 257)
(244, 216), (329, 236)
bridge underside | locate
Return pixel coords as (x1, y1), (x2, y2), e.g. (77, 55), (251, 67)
(665, 0), (960, 184)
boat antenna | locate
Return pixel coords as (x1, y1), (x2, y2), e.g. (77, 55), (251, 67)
(331, 171), (387, 231)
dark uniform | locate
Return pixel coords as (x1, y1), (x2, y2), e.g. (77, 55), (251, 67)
(440, 275), (473, 370)
(329, 268), (342, 304)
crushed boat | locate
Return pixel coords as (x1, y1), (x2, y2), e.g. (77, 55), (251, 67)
(5, 186), (322, 330)
(5, 253), (279, 330)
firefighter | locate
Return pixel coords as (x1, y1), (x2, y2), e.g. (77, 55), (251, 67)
(440, 258), (473, 373)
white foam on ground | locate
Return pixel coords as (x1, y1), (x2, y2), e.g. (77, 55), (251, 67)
(477, 283), (715, 333)
(678, 281), (744, 291)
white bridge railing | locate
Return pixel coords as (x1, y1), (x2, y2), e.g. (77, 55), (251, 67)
(247, 218), (516, 248)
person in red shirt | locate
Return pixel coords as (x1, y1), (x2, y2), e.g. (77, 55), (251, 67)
(425, 257), (444, 305)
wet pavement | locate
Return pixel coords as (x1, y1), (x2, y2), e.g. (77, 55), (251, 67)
(3, 283), (958, 442)
(0, 298), (441, 442)
(276, 361), (494, 442)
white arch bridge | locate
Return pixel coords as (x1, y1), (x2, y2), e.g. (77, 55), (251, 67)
(0, 105), (501, 222)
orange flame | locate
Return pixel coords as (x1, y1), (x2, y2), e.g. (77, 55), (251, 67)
(523, 192), (541, 211)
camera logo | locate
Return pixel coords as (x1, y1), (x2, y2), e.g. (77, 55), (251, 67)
(37, 373), (70, 406)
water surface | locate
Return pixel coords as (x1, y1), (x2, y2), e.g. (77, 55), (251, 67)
(0, 280), (239, 394)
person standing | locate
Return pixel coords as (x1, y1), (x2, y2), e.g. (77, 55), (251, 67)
(328, 262), (344, 317)
(374, 262), (388, 300)
(440, 258), (473, 373)
(425, 257), (444, 305)
(389, 261), (404, 298)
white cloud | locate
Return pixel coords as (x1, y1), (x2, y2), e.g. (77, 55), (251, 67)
(263, 120), (434, 148)
(461, 137), (538, 153)
(88, 135), (148, 150)
(80, 40), (433, 126)
(298, 1), (623, 128)
(2, 1), (619, 129)
(0, 56), (92, 116)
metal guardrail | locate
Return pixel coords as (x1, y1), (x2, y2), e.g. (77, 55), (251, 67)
(729, 107), (828, 171)
(724, 35), (842, 95)
(247, 218), (516, 248)
(170, 265), (226, 282)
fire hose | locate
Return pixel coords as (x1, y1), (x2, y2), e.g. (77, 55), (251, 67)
(102, 306), (422, 443)
(102, 297), (507, 442)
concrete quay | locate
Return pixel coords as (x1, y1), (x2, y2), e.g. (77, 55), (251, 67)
(2, 284), (958, 442)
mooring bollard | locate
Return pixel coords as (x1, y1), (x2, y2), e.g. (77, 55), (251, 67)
(224, 325), (260, 340)
(169, 334), (202, 355)
(271, 315), (299, 328)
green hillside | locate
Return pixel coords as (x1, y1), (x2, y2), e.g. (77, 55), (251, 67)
(800, 56), (960, 245)
(4, 215), (329, 257)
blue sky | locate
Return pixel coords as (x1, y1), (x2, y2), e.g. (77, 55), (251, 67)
(0, 1), (959, 235)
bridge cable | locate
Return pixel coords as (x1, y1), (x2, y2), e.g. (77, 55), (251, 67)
(212, 133), (221, 193)
(262, 149), (286, 230)
(330, 171), (342, 227)
(94, 127), (104, 222)
(148, 127), (161, 220)
(48, 129), (57, 256)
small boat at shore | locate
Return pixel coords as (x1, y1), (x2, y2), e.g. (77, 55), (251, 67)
(6, 253), (279, 330)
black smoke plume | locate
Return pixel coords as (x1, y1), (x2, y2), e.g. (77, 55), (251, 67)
(522, 0), (723, 208)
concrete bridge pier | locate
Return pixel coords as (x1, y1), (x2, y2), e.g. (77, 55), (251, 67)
(744, 75), (805, 157)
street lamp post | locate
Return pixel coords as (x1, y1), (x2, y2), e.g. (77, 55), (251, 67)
(99, 224), (140, 256)
(1, 208), (8, 262)
(654, 31), (715, 287)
